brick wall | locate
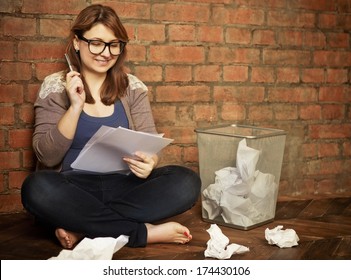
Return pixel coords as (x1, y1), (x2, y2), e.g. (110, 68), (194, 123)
(0, 0), (350, 213)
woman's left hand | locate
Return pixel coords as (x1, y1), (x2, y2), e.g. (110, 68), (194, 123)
(123, 151), (158, 179)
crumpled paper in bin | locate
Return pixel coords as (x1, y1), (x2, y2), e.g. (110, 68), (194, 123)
(265, 225), (299, 248)
(202, 139), (278, 227)
(49, 235), (129, 260)
(204, 224), (249, 259)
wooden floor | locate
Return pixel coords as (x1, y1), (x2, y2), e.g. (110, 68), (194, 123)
(0, 196), (350, 260)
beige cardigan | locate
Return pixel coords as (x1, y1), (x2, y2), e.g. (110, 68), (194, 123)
(33, 71), (157, 171)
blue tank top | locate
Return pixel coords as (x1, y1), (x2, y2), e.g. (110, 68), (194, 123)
(62, 100), (129, 171)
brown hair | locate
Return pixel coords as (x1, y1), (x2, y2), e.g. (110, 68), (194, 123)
(66, 4), (129, 105)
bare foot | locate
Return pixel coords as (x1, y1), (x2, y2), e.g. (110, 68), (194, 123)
(55, 228), (83, 249)
(145, 222), (192, 244)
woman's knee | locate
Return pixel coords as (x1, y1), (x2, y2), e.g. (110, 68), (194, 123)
(21, 171), (60, 210)
(170, 165), (202, 201)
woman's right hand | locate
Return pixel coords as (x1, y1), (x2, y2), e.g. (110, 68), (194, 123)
(65, 71), (86, 112)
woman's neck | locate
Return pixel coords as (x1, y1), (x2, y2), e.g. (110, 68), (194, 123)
(82, 70), (107, 100)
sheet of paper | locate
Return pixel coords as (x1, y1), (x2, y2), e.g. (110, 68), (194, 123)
(71, 126), (173, 173)
(49, 235), (129, 260)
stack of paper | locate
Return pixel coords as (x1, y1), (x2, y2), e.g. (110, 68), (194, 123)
(71, 126), (173, 173)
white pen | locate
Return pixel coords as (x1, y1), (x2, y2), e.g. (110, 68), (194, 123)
(64, 53), (74, 72)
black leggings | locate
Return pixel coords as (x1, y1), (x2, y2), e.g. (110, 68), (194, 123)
(21, 165), (201, 247)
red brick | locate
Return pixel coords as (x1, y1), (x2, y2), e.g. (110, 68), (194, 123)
(0, 174), (4, 192)
(304, 32), (326, 48)
(127, 45), (146, 62)
(194, 65), (221, 82)
(209, 47), (260, 64)
(302, 143), (318, 158)
(165, 66), (192, 82)
(134, 66), (162, 82)
(226, 27), (251, 45)
(19, 104), (35, 124)
(309, 124), (351, 139)
(18, 41), (66, 60)
(263, 50), (311, 66)
(289, 0), (334, 11)
(319, 14), (337, 28)
(301, 68), (325, 83)
(1, 16), (36, 36)
(319, 86), (349, 102)
(318, 143), (339, 158)
(177, 106), (195, 125)
(214, 86), (265, 103)
(23, 0), (87, 14)
(0, 62), (32, 81)
(161, 127), (197, 144)
(0, 41), (15, 60)
(314, 50), (351, 67)
(27, 84), (41, 103)
(252, 29), (276, 45)
(276, 67), (299, 83)
(168, 25), (195, 42)
(269, 87), (318, 102)
(137, 24), (165, 42)
(300, 105), (322, 120)
(274, 104), (298, 120)
(0, 106), (15, 125)
(35, 62), (67, 81)
(0, 151), (21, 169)
(328, 33), (350, 48)
(0, 84), (24, 104)
(221, 104), (245, 121)
(8, 129), (33, 149)
(248, 105), (273, 121)
(320, 160), (343, 175)
(106, 2), (150, 20)
(235, 0), (286, 8)
(155, 86), (210, 102)
(9, 171), (30, 190)
(150, 46), (204, 63)
(223, 66), (248, 82)
(194, 104), (218, 122)
(321, 104), (345, 120)
(183, 146), (198, 163)
(0, 194), (23, 213)
(327, 69), (348, 84)
(158, 145), (182, 165)
(152, 106), (177, 125)
(268, 11), (315, 28)
(343, 142), (351, 157)
(0, 0), (22, 13)
(23, 150), (35, 169)
(278, 30), (303, 46)
(198, 26), (223, 43)
(228, 8), (265, 25)
(152, 4), (210, 23)
(40, 19), (71, 38)
(251, 67), (275, 83)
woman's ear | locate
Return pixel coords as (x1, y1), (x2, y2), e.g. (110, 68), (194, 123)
(73, 36), (79, 52)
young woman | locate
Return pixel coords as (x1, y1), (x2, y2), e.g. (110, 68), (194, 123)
(21, 4), (201, 249)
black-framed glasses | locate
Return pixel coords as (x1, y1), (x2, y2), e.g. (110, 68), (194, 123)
(77, 35), (126, 56)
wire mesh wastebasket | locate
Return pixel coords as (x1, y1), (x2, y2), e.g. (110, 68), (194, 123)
(195, 124), (286, 230)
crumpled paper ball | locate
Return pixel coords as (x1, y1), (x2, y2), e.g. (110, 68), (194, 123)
(204, 224), (249, 259)
(265, 225), (299, 248)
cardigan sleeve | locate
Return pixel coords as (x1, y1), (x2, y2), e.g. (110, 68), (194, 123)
(124, 74), (157, 134)
(32, 72), (73, 168)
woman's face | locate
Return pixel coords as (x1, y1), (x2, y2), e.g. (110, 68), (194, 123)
(75, 23), (120, 76)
